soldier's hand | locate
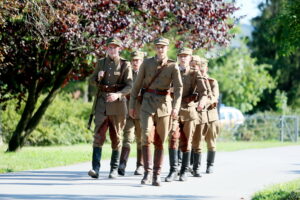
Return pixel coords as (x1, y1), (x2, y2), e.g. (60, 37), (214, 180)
(98, 70), (105, 81)
(106, 93), (119, 102)
(171, 109), (178, 119)
(197, 105), (203, 111)
(129, 109), (136, 119)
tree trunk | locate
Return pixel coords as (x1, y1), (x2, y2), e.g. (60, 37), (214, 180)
(7, 65), (72, 152)
(7, 81), (38, 152)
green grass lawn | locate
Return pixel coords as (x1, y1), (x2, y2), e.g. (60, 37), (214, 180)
(252, 178), (300, 200)
(0, 141), (299, 174)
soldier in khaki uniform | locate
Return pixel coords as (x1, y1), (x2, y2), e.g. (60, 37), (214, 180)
(129, 37), (183, 186)
(118, 51), (144, 176)
(88, 37), (133, 179)
(165, 48), (207, 182)
(192, 57), (220, 176)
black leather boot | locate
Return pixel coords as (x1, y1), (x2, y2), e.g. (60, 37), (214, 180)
(206, 151), (216, 174)
(141, 146), (153, 184)
(193, 152), (202, 177)
(177, 149), (182, 170)
(189, 149), (195, 174)
(109, 150), (120, 178)
(165, 148), (178, 182)
(179, 151), (191, 181)
(88, 147), (102, 179)
(118, 146), (130, 176)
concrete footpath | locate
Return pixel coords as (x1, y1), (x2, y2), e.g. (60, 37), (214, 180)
(0, 145), (299, 200)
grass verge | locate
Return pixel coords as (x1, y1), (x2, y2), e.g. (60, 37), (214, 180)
(252, 178), (300, 200)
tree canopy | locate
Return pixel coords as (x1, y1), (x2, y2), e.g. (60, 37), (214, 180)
(0, 0), (238, 151)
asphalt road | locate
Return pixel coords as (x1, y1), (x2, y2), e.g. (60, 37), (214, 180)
(0, 145), (299, 200)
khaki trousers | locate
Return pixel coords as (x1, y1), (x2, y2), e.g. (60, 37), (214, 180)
(122, 117), (142, 150)
(93, 113), (126, 150)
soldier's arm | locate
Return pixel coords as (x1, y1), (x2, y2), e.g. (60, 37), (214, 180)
(171, 65), (183, 112)
(116, 62), (133, 98)
(89, 59), (102, 86)
(129, 60), (145, 110)
(210, 79), (219, 104)
(196, 72), (208, 109)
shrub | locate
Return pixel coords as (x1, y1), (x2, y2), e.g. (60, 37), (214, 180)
(1, 93), (93, 146)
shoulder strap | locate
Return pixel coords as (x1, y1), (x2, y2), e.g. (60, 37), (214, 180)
(144, 63), (167, 89)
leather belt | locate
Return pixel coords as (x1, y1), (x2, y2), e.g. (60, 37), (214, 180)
(98, 84), (124, 93)
(145, 88), (170, 96)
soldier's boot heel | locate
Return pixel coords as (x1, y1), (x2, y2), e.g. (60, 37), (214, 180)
(165, 170), (178, 182)
(179, 172), (188, 181)
(109, 169), (118, 178)
(134, 165), (144, 175)
(152, 174), (161, 186)
(141, 172), (152, 184)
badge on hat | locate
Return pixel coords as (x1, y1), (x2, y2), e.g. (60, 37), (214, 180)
(154, 37), (170, 46)
(106, 37), (122, 47)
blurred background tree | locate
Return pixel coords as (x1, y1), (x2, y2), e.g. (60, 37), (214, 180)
(248, 0), (300, 111)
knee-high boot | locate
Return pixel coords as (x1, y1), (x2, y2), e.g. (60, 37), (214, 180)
(88, 147), (102, 179)
(152, 148), (164, 186)
(206, 151), (216, 174)
(118, 146), (131, 176)
(165, 148), (178, 182)
(109, 149), (120, 178)
(141, 146), (153, 184)
(179, 151), (191, 181)
(134, 148), (144, 175)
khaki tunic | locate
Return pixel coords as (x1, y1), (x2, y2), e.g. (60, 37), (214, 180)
(193, 76), (220, 153)
(122, 70), (142, 149)
(169, 67), (207, 152)
(90, 56), (133, 150)
(129, 56), (183, 148)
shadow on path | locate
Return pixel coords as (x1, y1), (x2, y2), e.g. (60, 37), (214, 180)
(0, 194), (215, 200)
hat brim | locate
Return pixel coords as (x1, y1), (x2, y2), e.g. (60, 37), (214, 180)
(107, 42), (122, 47)
(155, 42), (169, 46)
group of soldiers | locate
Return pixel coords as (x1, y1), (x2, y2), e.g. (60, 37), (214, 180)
(87, 36), (220, 186)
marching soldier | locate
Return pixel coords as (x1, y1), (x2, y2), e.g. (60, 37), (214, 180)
(88, 37), (133, 179)
(129, 37), (183, 186)
(118, 51), (144, 176)
(192, 57), (220, 176)
(165, 48), (207, 182)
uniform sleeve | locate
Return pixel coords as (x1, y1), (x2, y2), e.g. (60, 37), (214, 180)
(89, 59), (102, 86)
(129, 60), (145, 110)
(117, 61), (133, 97)
(171, 65), (183, 111)
(196, 72), (208, 108)
(210, 79), (219, 104)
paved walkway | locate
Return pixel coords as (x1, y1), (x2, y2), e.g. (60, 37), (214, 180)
(0, 145), (299, 200)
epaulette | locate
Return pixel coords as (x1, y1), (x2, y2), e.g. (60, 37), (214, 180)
(167, 59), (175, 63)
(120, 57), (127, 61)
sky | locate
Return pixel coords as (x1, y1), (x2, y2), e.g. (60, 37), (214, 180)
(234, 0), (265, 25)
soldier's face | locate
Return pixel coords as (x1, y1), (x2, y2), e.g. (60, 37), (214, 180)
(200, 65), (208, 75)
(107, 44), (120, 58)
(155, 44), (168, 59)
(131, 59), (142, 71)
(178, 54), (191, 66)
